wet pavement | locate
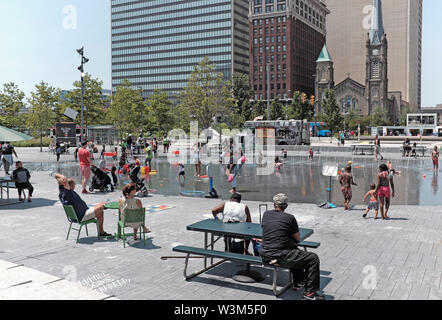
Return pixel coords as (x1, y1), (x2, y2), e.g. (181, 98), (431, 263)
(21, 155), (442, 207)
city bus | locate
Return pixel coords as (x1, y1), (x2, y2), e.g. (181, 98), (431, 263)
(244, 120), (310, 145)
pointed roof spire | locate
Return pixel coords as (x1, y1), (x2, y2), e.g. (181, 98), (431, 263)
(369, 0), (385, 45)
(316, 45), (333, 63)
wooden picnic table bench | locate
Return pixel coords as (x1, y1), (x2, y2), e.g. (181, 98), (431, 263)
(400, 145), (427, 157)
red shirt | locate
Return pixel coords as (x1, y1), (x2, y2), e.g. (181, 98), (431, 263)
(78, 147), (91, 167)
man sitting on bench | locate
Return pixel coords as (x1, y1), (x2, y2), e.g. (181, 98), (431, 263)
(259, 193), (325, 300)
(212, 192), (252, 255)
(55, 173), (111, 237)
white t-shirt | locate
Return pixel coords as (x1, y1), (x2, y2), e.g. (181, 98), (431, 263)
(222, 201), (247, 223)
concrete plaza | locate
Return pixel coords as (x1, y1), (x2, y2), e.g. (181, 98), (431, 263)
(1, 164), (442, 300)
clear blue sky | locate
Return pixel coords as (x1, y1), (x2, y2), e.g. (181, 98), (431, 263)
(0, 0), (441, 107)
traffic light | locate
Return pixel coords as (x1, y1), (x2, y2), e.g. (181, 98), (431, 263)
(311, 95), (315, 106)
(302, 93), (307, 104)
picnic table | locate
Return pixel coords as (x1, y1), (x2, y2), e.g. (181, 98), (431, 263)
(400, 145), (427, 157)
(172, 219), (317, 295)
(352, 144), (375, 155)
(0, 177), (21, 206)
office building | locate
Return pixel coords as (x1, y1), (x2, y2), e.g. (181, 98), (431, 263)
(249, 0), (329, 102)
(111, 0), (249, 100)
(323, 0), (423, 110)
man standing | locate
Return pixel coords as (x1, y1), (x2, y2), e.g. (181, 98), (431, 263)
(56, 173), (111, 237)
(259, 194), (325, 300)
(78, 141), (92, 194)
(339, 165), (357, 211)
(1, 142), (18, 176)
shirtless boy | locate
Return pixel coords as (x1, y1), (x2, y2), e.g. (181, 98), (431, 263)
(432, 147), (439, 171)
(363, 184), (379, 219)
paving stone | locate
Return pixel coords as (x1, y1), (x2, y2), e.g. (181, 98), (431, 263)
(408, 285), (431, 300)
(388, 282), (412, 300)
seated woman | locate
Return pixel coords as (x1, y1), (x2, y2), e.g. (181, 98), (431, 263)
(119, 183), (151, 240)
(12, 161), (34, 202)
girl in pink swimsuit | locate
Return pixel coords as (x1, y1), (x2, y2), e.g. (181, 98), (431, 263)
(375, 164), (395, 220)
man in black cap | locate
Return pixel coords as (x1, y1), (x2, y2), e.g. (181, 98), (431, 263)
(259, 193), (325, 300)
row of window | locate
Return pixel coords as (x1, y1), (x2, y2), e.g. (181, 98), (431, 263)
(253, 35), (287, 45)
(253, 54), (287, 63)
(252, 45), (287, 54)
(112, 5), (231, 28)
(296, 0), (324, 30)
(253, 64), (287, 73)
(112, 21), (230, 41)
(253, 74), (287, 81)
(113, 29), (231, 49)
(253, 25), (287, 35)
(112, 0), (230, 20)
(253, 16), (287, 25)
(254, 83), (287, 91)
(112, 46), (232, 63)
(254, 93), (289, 100)
(113, 38), (231, 56)
(253, 3), (286, 13)
(112, 13), (231, 35)
(112, 62), (231, 78)
(113, 55), (231, 71)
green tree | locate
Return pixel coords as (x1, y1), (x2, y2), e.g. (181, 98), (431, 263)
(62, 74), (108, 126)
(0, 83), (25, 128)
(146, 89), (174, 136)
(223, 73), (253, 127)
(107, 79), (146, 137)
(371, 106), (391, 127)
(399, 106), (410, 126)
(318, 89), (343, 136)
(251, 100), (267, 120)
(270, 98), (284, 120)
(177, 56), (225, 130)
(26, 81), (60, 151)
(345, 108), (359, 131)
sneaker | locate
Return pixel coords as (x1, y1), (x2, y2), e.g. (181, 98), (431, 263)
(82, 190), (89, 194)
(98, 232), (112, 237)
(363, 214), (367, 218)
(302, 291), (326, 301)
(293, 282), (305, 291)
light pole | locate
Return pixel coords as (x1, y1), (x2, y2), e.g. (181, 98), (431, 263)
(266, 63), (271, 120)
(77, 47), (89, 143)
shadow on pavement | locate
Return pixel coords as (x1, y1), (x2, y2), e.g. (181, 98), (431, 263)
(0, 198), (58, 210)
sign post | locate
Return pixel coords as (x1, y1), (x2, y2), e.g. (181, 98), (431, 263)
(320, 163), (338, 209)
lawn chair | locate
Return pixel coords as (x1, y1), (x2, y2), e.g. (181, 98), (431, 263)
(63, 205), (99, 243)
(118, 208), (146, 248)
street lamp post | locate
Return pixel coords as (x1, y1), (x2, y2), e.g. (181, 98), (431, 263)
(266, 63), (270, 120)
(77, 47), (89, 143)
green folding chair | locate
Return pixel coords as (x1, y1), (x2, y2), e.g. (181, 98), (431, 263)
(63, 205), (99, 243)
(118, 208), (146, 248)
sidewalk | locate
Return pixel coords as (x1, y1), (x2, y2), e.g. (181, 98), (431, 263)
(1, 171), (441, 300)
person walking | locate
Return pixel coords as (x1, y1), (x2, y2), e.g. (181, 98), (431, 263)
(78, 141), (92, 194)
(55, 142), (62, 162)
(1, 142), (18, 176)
(339, 165), (358, 211)
(144, 144), (153, 169)
(375, 164), (395, 220)
(259, 194), (325, 300)
(375, 135), (383, 161)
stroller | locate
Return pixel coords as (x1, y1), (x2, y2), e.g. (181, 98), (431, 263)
(90, 165), (114, 193)
(129, 165), (149, 197)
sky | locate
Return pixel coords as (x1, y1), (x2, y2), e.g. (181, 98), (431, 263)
(0, 0), (441, 107)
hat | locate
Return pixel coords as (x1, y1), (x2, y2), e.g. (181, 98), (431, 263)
(273, 193), (288, 206)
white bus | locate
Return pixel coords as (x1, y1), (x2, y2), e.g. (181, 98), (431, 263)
(244, 120), (311, 145)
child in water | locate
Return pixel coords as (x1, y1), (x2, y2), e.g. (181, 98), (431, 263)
(309, 148), (314, 161)
(363, 184), (379, 219)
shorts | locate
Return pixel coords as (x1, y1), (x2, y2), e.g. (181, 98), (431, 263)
(433, 159), (439, 166)
(81, 207), (96, 222)
(179, 171), (185, 176)
(341, 186), (352, 201)
(377, 186), (390, 199)
(368, 200), (379, 210)
(81, 166), (91, 181)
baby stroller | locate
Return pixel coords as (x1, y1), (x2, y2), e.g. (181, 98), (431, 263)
(129, 165), (149, 197)
(90, 165), (114, 193)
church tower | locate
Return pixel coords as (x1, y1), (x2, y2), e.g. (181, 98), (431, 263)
(315, 45), (334, 114)
(365, 0), (388, 115)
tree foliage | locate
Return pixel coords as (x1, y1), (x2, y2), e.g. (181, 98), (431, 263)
(177, 56), (225, 130)
(318, 89), (343, 135)
(107, 79), (145, 137)
(26, 81), (60, 151)
(289, 91), (314, 121)
(145, 89), (174, 136)
(0, 83), (26, 128)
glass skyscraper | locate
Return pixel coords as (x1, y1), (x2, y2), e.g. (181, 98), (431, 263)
(111, 0), (249, 100)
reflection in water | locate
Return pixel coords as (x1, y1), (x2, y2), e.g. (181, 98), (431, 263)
(24, 156), (442, 206)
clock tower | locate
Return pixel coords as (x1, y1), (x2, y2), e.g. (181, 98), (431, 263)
(365, 0), (388, 115)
